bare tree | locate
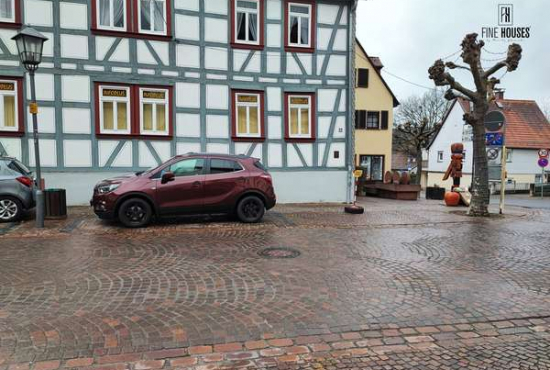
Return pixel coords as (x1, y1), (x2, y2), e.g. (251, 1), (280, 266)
(428, 33), (522, 216)
(393, 90), (451, 184)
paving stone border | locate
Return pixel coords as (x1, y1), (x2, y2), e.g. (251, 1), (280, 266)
(2, 318), (548, 370)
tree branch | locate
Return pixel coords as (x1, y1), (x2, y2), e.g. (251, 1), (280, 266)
(483, 43), (522, 78)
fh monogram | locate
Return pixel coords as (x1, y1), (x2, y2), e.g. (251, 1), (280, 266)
(499, 4), (513, 26)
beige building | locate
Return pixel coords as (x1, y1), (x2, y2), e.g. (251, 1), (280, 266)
(355, 40), (399, 181)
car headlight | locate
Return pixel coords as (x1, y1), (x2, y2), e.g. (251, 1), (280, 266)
(97, 183), (120, 194)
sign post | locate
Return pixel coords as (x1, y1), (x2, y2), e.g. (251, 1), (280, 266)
(538, 150), (549, 198)
(485, 110), (506, 214)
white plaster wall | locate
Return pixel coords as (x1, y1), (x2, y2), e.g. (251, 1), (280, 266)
(266, 24), (281, 47)
(271, 171), (348, 203)
(317, 4), (339, 25)
(176, 142), (201, 155)
(266, 52), (281, 74)
(150, 41), (169, 65)
(175, 0), (199, 11)
(0, 138), (21, 160)
(206, 85), (228, 110)
(109, 39), (130, 62)
(62, 108), (91, 134)
(28, 139), (56, 167)
(137, 41), (158, 65)
(266, 87), (281, 111)
(24, 0), (53, 27)
(27, 73), (54, 101)
(206, 143), (229, 153)
(428, 103), (473, 173)
(326, 55), (347, 76)
(266, 0), (281, 20)
(176, 113), (201, 137)
(318, 89), (338, 112)
(138, 142), (158, 168)
(205, 0), (228, 15)
(152, 142), (171, 162)
(206, 115), (229, 138)
(112, 142), (133, 167)
(64, 140), (92, 167)
(60, 2), (88, 30)
(27, 107), (55, 133)
(61, 75), (90, 103)
(176, 44), (200, 68)
(61, 34), (88, 59)
(96, 37), (116, 61)
(176, 14), (200, 40)
(205, 18), (228, 43)
(268, 143), (282, 167)
(176, 82), (200, 108)
(506, 149), (544, 175)
(327, 143), (346, 167)
(205, 48), (228, 71)
(267, 116), (282, 139)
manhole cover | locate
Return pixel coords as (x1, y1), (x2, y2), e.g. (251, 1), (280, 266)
(259, 247), (301, 259)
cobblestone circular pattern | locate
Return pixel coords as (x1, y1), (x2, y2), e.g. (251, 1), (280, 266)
(258, 247), (301, 259)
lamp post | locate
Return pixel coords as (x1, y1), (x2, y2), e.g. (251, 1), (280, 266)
(12, 28), (48, 228)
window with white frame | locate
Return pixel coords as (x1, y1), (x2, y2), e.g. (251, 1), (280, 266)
(0, 80), (18, 132)
(235, 93), (262, 137)
(437, 151), (444, 162)
(97, 0), (126, 31)
(139, 0), (166, 35)
(288, 95), (312, 138)
(99, 85), (131, 134)
(0, 0), (15, 22)
(235, 0), (260, 45)
(287, 2), (311, 48)
(140, 88), (169, 135)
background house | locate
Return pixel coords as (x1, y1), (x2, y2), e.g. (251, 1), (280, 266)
(354, 39), (398, 182)
(0, 0), (356, 205)
(425, 93), (550, 189)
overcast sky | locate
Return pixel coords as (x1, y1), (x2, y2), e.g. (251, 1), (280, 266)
(356, 0), (550, 109)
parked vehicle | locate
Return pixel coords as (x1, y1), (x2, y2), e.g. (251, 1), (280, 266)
(0, 157), (35, 222)
(91, 153), (276, 227)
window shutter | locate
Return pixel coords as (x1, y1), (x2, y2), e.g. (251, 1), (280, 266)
(357, 69), (369, 87)
(355, 110), (366, 129)
(381, 111), (389, 130)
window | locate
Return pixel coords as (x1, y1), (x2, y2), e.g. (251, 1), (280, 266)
(359, 155), (384, 181)
(285, 0), (315, 52)
(92, 0), (171, 38)
(97, 0), (126, 31)
(232, 0), (264, 48)
(437, 151), (444, 162)
(98, 85), (131, 134)
(355, 110), (366, 129)
(209, 159), (243, 174)
(168, 158), (204, 177)
(140, 87), (169, 135)
(506, 149), (512, 163)
(231, 90), (265, 141)
(0, 79), (22, 135)
(366, 111), (379, 129)
(0, 0), (14, 23)
(95, 83), (173, 138)
(357, 69), (369, 88)
(285, 93), (315, 141)
(139, 0), (166, 35)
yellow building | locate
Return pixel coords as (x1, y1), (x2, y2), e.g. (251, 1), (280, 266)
(355, 40), (399, 181)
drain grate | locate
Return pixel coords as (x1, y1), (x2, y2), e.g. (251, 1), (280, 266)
(258, 247), (301, 259)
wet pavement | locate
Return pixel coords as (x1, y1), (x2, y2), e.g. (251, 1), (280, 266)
(0, 197), (549, 369)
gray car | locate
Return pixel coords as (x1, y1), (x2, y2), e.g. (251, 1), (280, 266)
(0, 157), (35, 222)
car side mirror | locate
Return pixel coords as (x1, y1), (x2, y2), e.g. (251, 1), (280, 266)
(161, 172), (175, 184)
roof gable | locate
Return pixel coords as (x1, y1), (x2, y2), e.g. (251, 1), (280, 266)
(498, 99), (550, 149)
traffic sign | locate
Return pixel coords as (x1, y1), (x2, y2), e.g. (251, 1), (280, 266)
(485, 132), (504, 146)
(539, 149), (549, 158)
(484, 111), (506, 132)
(539, 158), (549, 168)
(487, 148), (499, 160)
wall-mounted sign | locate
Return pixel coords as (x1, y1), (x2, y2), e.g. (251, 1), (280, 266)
(237, 94), (258, 103)
(102, 89), (127, 97)
(290, 97), (309, 105)
(0, 82), (15, 91)
(143, 90), (166, 100)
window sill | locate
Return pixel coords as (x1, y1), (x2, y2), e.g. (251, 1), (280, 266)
(231, 42), (265, 51)
(232, 136), (266, 142)
(91, 28), (173, 41)
(96, 133), (173, 140)
(285, 46), (315, 54)
(0, 21), (21, 29)
(285, 137), (316, 143)
(0, 130), (24, 137)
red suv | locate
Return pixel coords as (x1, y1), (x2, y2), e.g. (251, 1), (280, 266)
(91, 153), (276, 227)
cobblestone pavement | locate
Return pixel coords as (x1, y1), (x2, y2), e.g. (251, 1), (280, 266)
(0, 197), (549, 369)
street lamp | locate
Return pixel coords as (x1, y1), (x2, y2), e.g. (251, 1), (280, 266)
(12, 28), (48, 228)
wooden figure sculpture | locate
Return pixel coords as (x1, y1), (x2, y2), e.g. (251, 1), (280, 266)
(443, 143), (464, 190)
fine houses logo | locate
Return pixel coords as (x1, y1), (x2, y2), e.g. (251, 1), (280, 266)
(481, 4), (530, 41)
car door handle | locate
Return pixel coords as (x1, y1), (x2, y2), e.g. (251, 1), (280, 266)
(192, 181), (201, 188)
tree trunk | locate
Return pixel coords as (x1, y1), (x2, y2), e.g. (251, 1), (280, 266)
(469, 109), (490, 216)
(415, 149), (423, 185)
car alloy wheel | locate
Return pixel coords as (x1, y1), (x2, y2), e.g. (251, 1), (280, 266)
(125, 203), (146, 223)
(0, 199), (19, 221)
(237, 196), (265, 223)
(118, 198), (153, 228)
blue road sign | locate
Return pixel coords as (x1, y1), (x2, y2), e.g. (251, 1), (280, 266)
(485, 132), (504, 146)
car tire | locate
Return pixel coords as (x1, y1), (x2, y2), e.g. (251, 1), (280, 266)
(236, 195), (265, 223)
(0, 196), (23, 223)
(117, 198), (153, 228)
